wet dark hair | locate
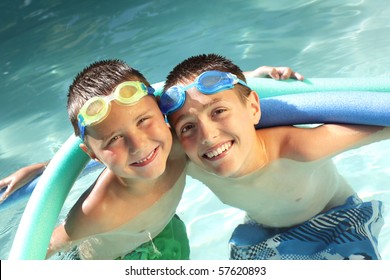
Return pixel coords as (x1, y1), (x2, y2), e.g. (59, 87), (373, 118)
(67, 59), (151, 136)
(163, 53), (251, 102)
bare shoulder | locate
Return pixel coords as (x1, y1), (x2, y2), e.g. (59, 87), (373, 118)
(64, 194), (101, 240)
(64, 170), (115, 239)
(255, 126), (298, 161)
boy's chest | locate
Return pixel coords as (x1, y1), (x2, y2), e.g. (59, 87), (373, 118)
(189, 159), (343, 227)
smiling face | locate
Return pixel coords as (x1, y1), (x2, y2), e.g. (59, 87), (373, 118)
(168, 85), (262, 178)
(82, 96), (172, 181)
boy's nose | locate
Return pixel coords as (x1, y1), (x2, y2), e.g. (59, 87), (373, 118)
(126, 131), (145, 154)
(199, 121), (218, 145)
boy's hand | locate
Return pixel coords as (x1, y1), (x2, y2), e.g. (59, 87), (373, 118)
(0, 162), (47, 203)
(244, 66), (304, 81)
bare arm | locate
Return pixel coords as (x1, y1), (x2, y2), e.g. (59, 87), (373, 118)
(281, 125), (388, 161)
(46, 223), (74, 259)
(46, 192), (102, 259)
(0, 162), (49, 203)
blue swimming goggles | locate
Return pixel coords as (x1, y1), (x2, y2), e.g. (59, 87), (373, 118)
(77, 81), (155, 140)
(159, 70), (249, 115)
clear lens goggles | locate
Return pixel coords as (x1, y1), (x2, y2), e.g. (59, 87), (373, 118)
(159, 70), (248, 115)
(77, 81), (155, 140)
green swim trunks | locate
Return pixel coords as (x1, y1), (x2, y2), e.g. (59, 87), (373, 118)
(59, 214), (190, 260)
(117, 215), (190, 260)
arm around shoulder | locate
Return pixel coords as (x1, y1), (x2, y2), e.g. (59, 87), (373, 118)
(282, 124), (387, 161)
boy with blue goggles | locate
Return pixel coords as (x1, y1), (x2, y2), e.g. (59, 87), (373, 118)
(77, 81), (155, 140)
(159, 70), (249, 115)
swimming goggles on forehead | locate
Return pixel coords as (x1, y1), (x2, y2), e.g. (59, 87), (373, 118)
(159, 70), (249, 115)
(77, 81), (155, 140)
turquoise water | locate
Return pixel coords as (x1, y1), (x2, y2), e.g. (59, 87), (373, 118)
(1, 0), (389, 260)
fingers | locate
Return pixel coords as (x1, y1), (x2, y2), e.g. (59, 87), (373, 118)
(0, 177), (11, 190)
(0, 192), (9, 204)
(0, 186), (11, 204)
(273, 67), (304, 81)
(0, 178), (12, 203)
(244, 66), (304, 81)
(268, 68), (282, 80)
(280, 68), (292, 80)
(292, 71), (305, 81)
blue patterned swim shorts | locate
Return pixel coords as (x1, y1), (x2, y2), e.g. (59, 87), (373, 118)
(229, 195), (383, 260)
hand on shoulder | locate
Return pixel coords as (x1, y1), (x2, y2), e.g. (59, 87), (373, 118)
(244, 66), (304, 81)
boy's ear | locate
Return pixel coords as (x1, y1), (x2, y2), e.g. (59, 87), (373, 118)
(247, 90), (261, 124)
(79, 143), (99, 162)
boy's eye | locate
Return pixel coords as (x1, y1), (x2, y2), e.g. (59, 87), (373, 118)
(107, 135), (122, 146)
(212, 108), (227, 117)
(137, 116), (150, 126)
(179, 123), (195, 135)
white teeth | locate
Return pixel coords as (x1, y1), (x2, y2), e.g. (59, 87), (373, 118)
(205, 142), (232, 159)
(136, 149), (155, 163)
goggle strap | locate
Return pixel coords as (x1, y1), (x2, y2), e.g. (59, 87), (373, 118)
(237, 78), (249, 87)
(228, 72), (248, 88)
(77, 115), (86, 140)
(147, 86), (155, 95)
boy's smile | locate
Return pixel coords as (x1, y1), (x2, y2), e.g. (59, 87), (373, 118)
(169, 86), (262, 178)
(203, 141), (233, 160)
(130, 146), (159, 167)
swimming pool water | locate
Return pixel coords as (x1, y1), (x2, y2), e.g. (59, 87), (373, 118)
(0, 0), (389, 260)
